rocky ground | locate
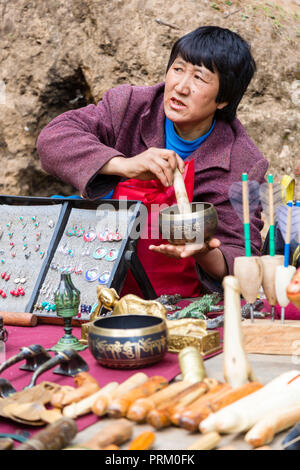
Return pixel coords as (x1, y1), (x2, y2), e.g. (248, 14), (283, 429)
(0, 0), (299, 200)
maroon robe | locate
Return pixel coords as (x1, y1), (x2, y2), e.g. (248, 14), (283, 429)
(37, 82), (269, 290)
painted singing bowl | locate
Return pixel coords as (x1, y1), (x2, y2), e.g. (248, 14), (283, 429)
(88, 315), (168, 369)
(159, 202), (218, 245)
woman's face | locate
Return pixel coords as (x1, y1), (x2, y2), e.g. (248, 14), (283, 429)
(164, 56), (228, 140)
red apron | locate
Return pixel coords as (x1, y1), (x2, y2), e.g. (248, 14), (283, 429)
(112, 160), (202, 298)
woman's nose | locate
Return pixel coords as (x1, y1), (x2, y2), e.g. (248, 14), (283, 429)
(175, 74), (190, 94)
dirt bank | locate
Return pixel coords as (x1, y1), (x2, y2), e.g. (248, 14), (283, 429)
(0, 0), (299, 199)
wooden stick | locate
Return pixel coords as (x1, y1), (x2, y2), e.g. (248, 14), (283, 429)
(179, 383), (263, 432)
(128, 431), (156, 450)
(268, 175), (274, 227)
(169, 382), (214, 424)
(147, 382), (210, 430)
(107, 376), (168, 418)
(284, 201), (293, 271)
(75, 419), (133, 450)
(101, 445), (120, 450)
(200, 370), (300, 435)
(178, 384), (231, 431)
(245, 404), (300, 448)
(126, 380), (190, 423)
(186, 432), (221, 450)
(63, 382), (119, 419)
(17, 418), (77, 450)
(179, 382), (262, 431)
(0, 311), (37, 326)
(173, 168), (192, 214)
(51, 373), (100, 408)
(268, 174), (275, 256)
(242, 173), (251, 257)
(242, 173), (250, 225)
(92, 373), (148, 417)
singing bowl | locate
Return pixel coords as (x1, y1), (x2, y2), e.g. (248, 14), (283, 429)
(88, 315), (168, 369)
(159, 202), (218, 245)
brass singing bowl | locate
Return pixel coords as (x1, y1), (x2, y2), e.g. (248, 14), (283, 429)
(159, 202), (218, 245)
(88, 315), (168, 369)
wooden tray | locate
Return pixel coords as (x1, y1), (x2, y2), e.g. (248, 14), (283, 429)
(242, 319), (300, 355)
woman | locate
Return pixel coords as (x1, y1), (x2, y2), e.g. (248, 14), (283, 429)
(37, 26), (268, 297)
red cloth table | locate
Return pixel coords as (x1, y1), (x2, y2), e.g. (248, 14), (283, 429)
(0, 323), (182, 439)
(1, 300), (299, 442)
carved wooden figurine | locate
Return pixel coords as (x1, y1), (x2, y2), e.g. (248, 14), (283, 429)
(233, 256), (263, 322)
(223, 276), (256, 388)
(260, 255), (284, 320)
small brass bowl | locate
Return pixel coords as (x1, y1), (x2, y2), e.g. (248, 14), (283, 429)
(88, 315), (168, 369)
(159, 202), (218, 245)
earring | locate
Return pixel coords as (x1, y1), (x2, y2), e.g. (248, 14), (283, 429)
(17, 286), (25, 296)
(83, 227), (97, 242)
(18, 216), (27, 229)
(92, 246), (107, 260)
(98, 228), (110, 242)
(81, 245), (90, 256)
(0, 290), (7, 298)
(75, 266), (83, 275)
(85, 268), (99, 282)
(98, 271), (111, 285)
(105, 248), (119, 262)
(112, 229), (123, 242)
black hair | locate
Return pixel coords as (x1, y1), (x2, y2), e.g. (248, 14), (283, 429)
(166, 26), (256, 122)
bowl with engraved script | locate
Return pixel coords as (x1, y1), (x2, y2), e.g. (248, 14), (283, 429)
(159, 202), (218, 245)
(88, 315), (168, 369)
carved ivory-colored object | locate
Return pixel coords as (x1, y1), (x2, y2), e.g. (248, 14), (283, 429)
(260, 255), (284, 306)
(173, 168), (192, 215)
(223, 276), (256, 388)
(233, 256), (263, 304)
(275, 265), (296, 308)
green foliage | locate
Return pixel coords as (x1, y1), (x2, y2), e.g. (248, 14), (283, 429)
(210, 3), (220, 11)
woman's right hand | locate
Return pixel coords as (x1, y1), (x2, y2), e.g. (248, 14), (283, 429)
(100, 148), (185, 187)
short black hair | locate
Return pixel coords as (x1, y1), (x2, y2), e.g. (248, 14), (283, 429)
(166, 26), (256, 122)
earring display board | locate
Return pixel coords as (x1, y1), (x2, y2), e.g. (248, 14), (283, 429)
(0, 199), (64, 314)
(0, 196), (157, 325)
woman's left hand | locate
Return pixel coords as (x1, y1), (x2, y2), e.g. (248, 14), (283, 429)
(149, 238), (221, 259)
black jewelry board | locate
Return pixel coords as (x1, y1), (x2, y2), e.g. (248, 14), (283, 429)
(0, 195), (156, 325)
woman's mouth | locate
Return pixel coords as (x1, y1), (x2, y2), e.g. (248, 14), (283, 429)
(170, 97), (186, 110)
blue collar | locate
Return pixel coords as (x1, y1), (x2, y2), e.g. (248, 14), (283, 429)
(165, 117), (216, 160)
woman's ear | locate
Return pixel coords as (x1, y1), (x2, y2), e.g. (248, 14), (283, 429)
(216, 101), (229, 110)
